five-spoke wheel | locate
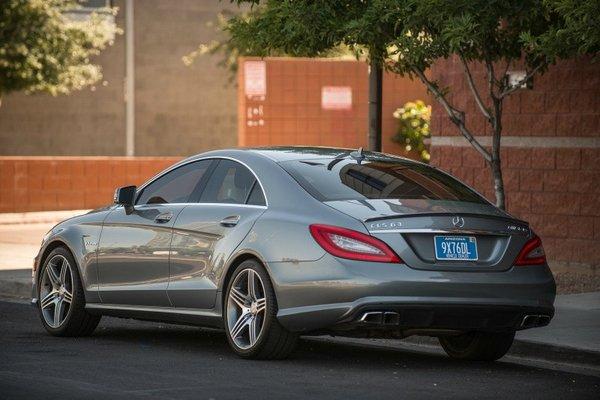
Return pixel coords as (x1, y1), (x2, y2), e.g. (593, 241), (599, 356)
(224, 259), (297, 359)
(227, 268), (267, 349)
(37, 246), (101, 336)
(40, 254), (74, 328)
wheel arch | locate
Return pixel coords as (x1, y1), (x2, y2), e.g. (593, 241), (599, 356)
(36, 238), (85, 290)
(220, 250), (272, 309)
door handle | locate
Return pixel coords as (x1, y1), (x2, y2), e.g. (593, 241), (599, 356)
(220, 215), (240, 227)
(154, 212), (173, 223)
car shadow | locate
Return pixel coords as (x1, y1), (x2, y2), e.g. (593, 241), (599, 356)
(87, 317), (542, 375)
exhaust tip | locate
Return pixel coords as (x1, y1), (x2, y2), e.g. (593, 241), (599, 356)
(359, 311), (400, 325)
(521, 314), (551, 328)
(520, 315), (539, 328)
(360, 311), (383, 324)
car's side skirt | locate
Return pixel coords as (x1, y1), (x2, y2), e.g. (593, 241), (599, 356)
(85, 303), (224, 329)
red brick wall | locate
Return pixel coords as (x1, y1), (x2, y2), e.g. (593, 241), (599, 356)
(432, 146), (600, 268)
(429, 57), (600, 138)
(0, 157), (181, 212)
(238, 57), (429, 157)
(429, 56), (600, 270)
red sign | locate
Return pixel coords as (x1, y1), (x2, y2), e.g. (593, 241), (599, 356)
(244, 61), (266, 98)
(321, 86), (352, 110)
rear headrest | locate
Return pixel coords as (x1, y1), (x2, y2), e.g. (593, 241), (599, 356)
(234, 167), (253, 189)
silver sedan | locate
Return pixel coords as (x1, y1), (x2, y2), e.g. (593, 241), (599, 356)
(32, 147), (556, 360)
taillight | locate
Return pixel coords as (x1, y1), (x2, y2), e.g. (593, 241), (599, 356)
(309, 224), (401, 263)
(515, 234), (546, 266)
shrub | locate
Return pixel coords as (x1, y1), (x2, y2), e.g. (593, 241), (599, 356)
(392, 100), (431, 162)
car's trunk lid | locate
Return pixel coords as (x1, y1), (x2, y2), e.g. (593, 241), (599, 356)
(325, 199), (531, 271)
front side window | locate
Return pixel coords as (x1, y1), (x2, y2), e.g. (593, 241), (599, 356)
(200, 160), (261, 205)
(136, 160), (213, 205)
(279, 158), (486, 204)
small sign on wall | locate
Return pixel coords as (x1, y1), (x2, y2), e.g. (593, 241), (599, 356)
(244, 61), (267, 99)
(321, 86), (352, 110)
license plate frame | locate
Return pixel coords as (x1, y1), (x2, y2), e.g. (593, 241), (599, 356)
(434, 235), (479, 261)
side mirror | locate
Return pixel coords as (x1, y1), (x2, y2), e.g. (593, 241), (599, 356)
(114, 185), (136, 208)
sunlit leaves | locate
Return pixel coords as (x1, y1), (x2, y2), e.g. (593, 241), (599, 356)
(0, 0), (120, 98)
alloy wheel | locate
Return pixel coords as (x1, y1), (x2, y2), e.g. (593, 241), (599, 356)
(226, 268), (267, 350)
(39, 254), (74, 328)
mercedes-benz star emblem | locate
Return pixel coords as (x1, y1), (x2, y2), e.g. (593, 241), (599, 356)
(452, 216), (465, 228)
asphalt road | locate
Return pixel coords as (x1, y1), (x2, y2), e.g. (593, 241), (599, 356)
(1, 300), (598, 400)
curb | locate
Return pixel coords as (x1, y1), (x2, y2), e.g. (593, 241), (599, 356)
(509, 338), (600, 368)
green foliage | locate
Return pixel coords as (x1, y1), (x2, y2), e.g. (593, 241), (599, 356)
(210, 1), (394, 67)
(0, 0), (119, 99)
(525, 0), (600, 60)
(222, 1), (597, 72)
(221, 0), (598, 80)
(392, 100), (431, 162)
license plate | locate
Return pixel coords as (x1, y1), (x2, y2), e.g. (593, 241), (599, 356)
(434, 236), (478, 261)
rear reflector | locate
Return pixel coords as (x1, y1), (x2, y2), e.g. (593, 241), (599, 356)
(515, 234), (547, 266)
(309, 224), (401, 263)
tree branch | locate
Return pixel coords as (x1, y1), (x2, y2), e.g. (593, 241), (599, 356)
(411, 66), (492, 163)
(499, 63), (546, 98)
(501, 59), (511, 85)
(484, 59), (499, 100)
(458, 53), (492, 122)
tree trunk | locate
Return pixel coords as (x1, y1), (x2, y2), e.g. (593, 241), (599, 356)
(368, 60), (383, 152)
(490, 156), (505, 209)
(491, 98), (505, 210)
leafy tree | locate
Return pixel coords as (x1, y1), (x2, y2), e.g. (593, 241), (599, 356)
(0, 0), (119, 106)
(220, 0), (597, 209)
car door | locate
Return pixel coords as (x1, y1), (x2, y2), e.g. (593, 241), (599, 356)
(168, 159), (267, 309)
(97, 159), (215, 307)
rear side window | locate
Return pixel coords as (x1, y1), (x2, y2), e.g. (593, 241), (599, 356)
(136, 160), (213, 205)
(279, 158), (486, 204)
(246, 182), (266, 206)
(200, 159), (260, 205)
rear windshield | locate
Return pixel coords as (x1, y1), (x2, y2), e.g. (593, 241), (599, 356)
(279, 157), (486, 204)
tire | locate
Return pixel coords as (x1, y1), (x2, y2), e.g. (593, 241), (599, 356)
(224, 259), (297, 359)
(37, 246), (101, 337)
(439, 331), (515, 361)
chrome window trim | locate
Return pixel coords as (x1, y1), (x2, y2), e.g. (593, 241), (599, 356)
(136, 156), (269, 207)
(133, 203), (267, 210)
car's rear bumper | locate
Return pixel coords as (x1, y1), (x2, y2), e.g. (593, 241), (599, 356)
(276, 297), (554, 333)
(267, 254), (556, 333)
